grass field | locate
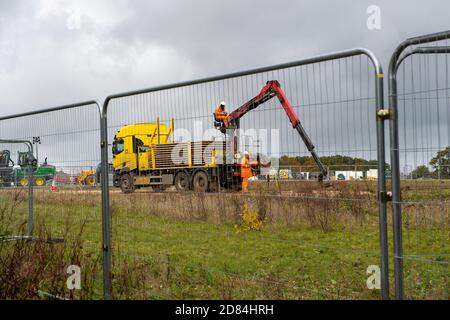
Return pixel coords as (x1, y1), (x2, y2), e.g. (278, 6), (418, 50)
(0, 180), (449, 300)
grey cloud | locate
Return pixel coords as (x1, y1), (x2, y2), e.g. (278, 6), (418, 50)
(0, 0), (449, 171)
(1, 0), (450, 113)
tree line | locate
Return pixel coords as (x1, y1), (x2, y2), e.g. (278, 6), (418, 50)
(279, 154), (388, 171)
(411, 147), (450, 179)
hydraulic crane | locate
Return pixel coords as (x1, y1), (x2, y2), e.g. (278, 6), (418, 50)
(214, 80), (328, 181)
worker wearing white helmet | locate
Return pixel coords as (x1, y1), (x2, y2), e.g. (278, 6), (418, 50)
(214, 101), (229, 127)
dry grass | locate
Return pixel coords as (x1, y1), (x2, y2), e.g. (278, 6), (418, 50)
(3, 179), (447, 233)
(0, 179), (448, 300)
(0, 191), (102, 300)
(1, 183), (378, 230)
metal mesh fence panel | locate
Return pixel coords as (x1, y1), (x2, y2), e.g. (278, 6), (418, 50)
(393, 36), (450, 299)
(0, 103), (104, 299)
(0, 140), (33, 238)
(105, 53), (386, 299)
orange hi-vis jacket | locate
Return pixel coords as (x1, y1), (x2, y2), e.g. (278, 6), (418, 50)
(241, 156), (253, 179)
(214, 106), (229, 123)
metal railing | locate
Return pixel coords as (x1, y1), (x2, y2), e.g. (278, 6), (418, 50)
(100, 48), (388, 300)
(0, 49), (389, 299)
(388, 30), (450, 299)
(0, 101), (103, 299)
(0, 49), (390, 300)
(0, 139), (33, 239)
(4, 32), (448, 299)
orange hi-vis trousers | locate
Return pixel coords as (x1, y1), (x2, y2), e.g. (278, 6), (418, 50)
(242, 177), (249, 193)
(241, 157), (252, 193)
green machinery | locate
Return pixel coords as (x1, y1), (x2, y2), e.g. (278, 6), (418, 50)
(0, 150), (56, 187)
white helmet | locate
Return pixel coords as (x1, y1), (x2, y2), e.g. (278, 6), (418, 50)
(220, 101), (226, 107)
(243, 151), (249, 156)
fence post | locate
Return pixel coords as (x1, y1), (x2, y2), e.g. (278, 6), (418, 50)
(27, 153), (34, 238)
(100, 111), (112, 300)
(375, 70), (390, 300)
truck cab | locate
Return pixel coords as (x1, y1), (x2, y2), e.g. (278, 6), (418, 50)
(112, 122), (173, 174)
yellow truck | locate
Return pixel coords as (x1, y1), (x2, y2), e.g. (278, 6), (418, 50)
(112, 81), (328, 193)
(112, 119), (244, 193)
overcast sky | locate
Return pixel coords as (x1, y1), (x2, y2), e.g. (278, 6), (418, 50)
(1, 0), (449, 115)
(0, 0), (449, 174)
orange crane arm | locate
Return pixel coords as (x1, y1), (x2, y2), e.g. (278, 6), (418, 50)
(224, 80), (327, 180)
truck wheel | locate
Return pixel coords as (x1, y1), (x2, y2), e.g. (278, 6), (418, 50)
(174, 171), (190, 192)
(19, 178), (29, 187)
(120, 173), (135, 194)
(34, 177), (45, 186)
(86, 175), (96, 186)
(193, 171), (209, 192)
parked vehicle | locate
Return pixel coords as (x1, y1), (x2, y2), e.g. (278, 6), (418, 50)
(0, 150), (56, 187)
